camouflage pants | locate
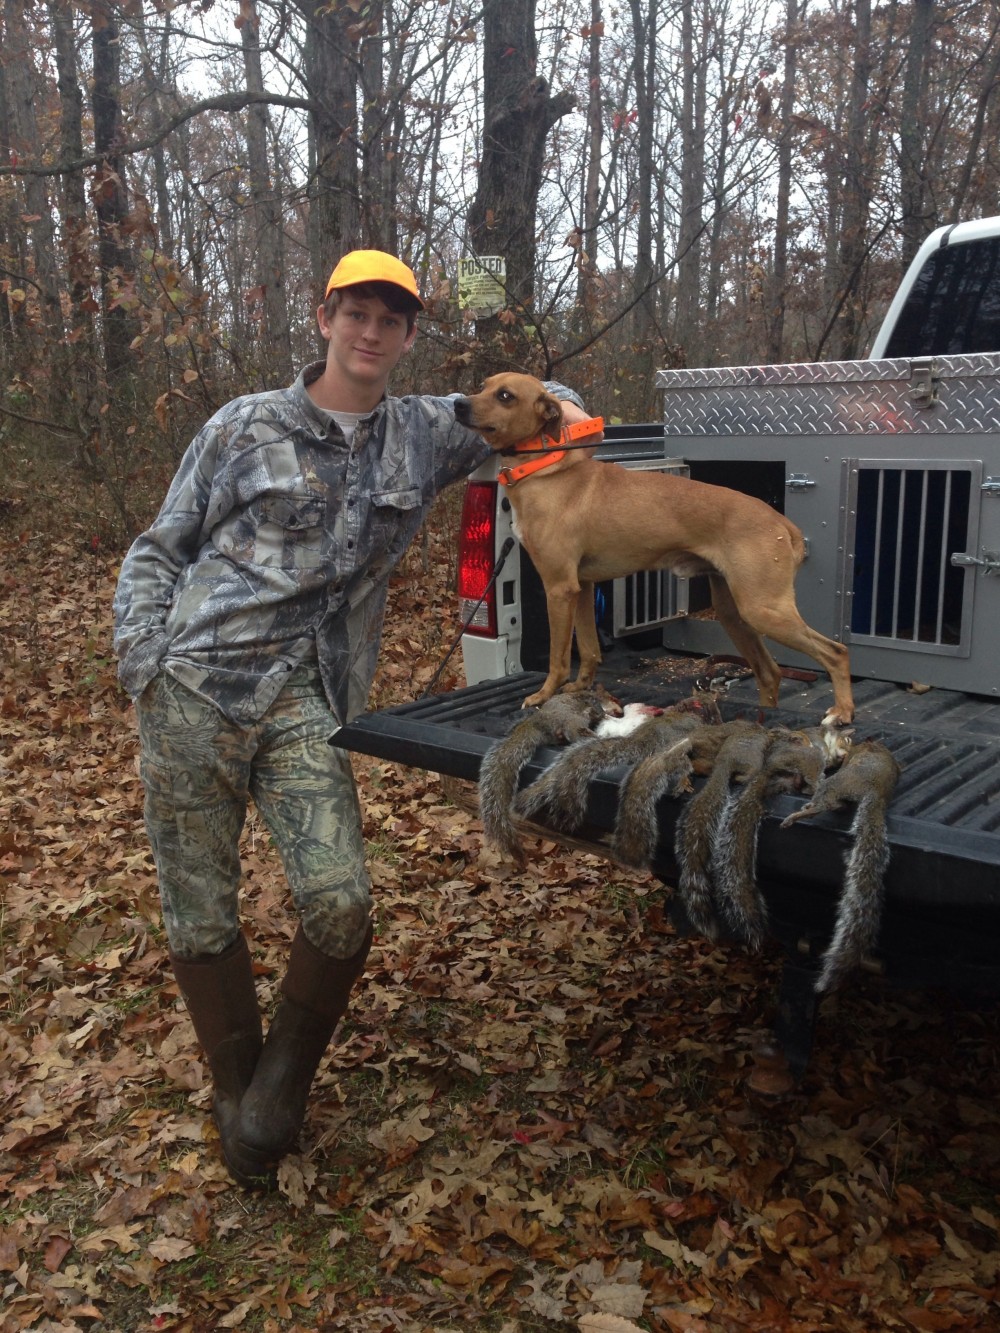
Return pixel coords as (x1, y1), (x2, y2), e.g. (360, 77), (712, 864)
(135, 664), (372, 961)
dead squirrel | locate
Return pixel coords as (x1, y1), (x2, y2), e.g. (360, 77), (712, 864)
(612, 718), (752, 869)
(780, 739), (901, 992)
(478, 691), (611, 866)
(513, 695), (721, 834)
(712, 727), (850, 952)
(674, 721), (770, 940)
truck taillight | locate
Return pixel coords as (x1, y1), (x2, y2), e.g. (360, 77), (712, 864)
(457, 480), (499, 637)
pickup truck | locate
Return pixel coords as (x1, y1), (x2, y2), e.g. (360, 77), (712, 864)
(333, 215), (1000, 1083)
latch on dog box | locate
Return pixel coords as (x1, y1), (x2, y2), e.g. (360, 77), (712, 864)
(909, 358), (940, 409)
(951, 550), (1000, 575)
(786, 473), (816, 491)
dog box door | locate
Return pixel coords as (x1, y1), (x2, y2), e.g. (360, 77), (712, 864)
(840, 457), (989, 671)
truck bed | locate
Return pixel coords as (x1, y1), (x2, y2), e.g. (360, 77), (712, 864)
(333, 653), (1000, 1011)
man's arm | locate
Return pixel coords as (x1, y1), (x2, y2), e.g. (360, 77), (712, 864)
(112, 422), (222, 698)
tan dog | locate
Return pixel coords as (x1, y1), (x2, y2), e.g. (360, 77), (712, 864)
(454, 373), (854, 725)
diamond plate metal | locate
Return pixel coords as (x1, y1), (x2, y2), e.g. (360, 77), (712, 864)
(656, 353), (1000, 436)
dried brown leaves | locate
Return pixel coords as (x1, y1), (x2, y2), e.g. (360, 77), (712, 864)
(1, 514), (999, 1332)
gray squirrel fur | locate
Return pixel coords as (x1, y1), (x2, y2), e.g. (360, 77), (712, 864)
(478, 691), (609, 866)
(711, 727), (849, 952)
(779, 739), (901, 991)
(612, 718), (750, 869)
(673, 721), (769, 941)
(512, 696), (721, 834)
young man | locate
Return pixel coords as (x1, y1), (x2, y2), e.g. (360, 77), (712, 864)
(113, 250), (593, 1186)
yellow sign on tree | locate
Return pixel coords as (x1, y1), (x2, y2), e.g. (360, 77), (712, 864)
(457, 256), (506, 318)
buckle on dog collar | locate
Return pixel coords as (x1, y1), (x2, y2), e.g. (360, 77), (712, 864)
(496, 415), (604, 488)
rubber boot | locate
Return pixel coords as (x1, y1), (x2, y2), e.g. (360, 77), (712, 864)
(237, 922), (373, 1166)
(169, 932), (271, 1188)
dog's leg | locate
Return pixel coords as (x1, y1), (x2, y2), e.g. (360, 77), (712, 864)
(708, 574), (783, 708)
(565, 579), (602, 692)
(524, 579), (579, 707)
(746, 606), (854, 726)
(718, 573), (855, 726)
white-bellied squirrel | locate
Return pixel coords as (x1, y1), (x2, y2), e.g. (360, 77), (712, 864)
(477, 691), (614, 866)
(711, 727), (851, 952)
(512, 695), (722, 834)
(780, 739), (901, 991)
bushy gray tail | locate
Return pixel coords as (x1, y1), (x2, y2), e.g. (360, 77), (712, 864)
(816, 793), (889, 992)
(675, 771), (733, 940)
(612, 740), (693, 867)
(478, 730), (544, 865)
(515, 728), (664, 831)
(711, 773), (770, 951)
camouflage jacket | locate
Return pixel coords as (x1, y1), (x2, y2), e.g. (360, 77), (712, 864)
(113, 362), (582, 727)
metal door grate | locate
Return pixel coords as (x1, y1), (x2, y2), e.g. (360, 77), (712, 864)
(610, 460), (690, 636)
(845, 459), (982, 656)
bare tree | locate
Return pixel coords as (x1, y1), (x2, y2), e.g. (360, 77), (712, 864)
(4, 0), (64, 380)
(468, 0), (575, 367)
(767, 0), (805, 361)
(91, 0), (137, 381)
(240, 0), (293, 385)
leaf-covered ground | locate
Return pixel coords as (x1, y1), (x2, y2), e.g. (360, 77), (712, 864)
(2, 491), (1000, 1333)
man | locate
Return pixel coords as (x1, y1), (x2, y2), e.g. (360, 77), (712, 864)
(113, 250), (593, 1186)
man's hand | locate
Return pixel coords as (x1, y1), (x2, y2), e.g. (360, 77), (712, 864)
(560, 398), (604, 454)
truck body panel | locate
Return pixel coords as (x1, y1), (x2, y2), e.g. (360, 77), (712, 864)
(653, 352), (1000, 696)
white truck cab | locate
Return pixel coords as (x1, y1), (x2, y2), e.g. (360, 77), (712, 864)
(870, 214), (1000, 358)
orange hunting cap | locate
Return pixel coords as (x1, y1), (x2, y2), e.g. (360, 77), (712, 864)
(324, 249), (425, 308)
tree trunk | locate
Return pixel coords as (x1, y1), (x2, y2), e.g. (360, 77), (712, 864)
(949, 21), (1000, 225)
(767, 0), (804, 363)
(835, 0), (872, 359)
(0, 6), (21, 370)
(898, 0), (933, 264)
(627, 0), (657, 390)
(360, 0), (397, 252)
(240, 0), (293, 386)
(4, 0), (65, 408)
(296, 0), (359, 298)
(675, 0), (706, 364)
(91, 0), (137, 382)
(468, 0), (575, 369)
(49, 0), (103, 462)
(577, 0), (604, 326)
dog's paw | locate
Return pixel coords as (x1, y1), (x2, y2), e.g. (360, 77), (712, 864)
(821, 705), (855, 727)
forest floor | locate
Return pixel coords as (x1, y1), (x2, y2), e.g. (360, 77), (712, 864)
(2, 463), (1000, 1333)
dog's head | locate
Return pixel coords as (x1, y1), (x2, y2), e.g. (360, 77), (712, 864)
(453, 373), (563, 451)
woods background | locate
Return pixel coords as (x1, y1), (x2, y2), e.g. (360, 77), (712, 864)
(3, 0), (1000, 541)
(4, 6), (1000, 1329)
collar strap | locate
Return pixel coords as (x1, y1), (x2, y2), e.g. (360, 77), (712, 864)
(497, 415), (604, 488)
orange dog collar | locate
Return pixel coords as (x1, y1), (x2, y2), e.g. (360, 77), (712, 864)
(497, 416), (604, 488)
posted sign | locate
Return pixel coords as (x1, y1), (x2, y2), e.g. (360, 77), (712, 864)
(458, 255), (506, 317)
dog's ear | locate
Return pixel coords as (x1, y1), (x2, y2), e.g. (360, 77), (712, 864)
(537, 392), (564, 442)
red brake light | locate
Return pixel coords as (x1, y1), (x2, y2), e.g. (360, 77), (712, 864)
(457, 480), (499, 637)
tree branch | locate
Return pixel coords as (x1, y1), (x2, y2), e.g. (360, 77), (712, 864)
(0, 92), (316, 177)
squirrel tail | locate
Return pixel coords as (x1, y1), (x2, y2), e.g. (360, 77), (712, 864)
(512, 735), (596, 829)
(675, 781), (727, 940)
(612, 740), (693, 867)
(516, 731), (657, 832)
(815, 793), (890, 992)
(478, 731), (541, 866)
(712, 775), (770, 952)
